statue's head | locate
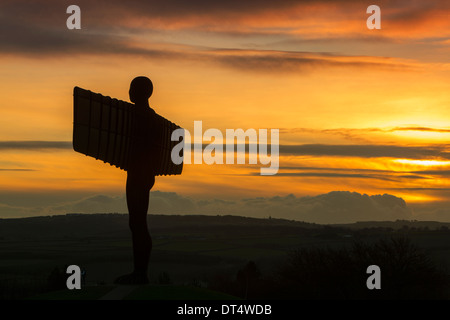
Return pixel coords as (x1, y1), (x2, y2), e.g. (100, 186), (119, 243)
(129, 76), (153, 104)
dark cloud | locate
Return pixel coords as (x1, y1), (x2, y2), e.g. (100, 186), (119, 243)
(0, 0), (344, 25)
(0, 190), (95, 208)
(0, 13), (183, 57)
(397, 174), (429, 179)
(212, 51), (412, 73)
(115, 190), (415, 224)
(2, 0), (446, 25)
(50, 191), (196, 215)
(257, 172), (397, 181)
(390, 126), (450, 133)
(255, 171), (428, 182)
(388, 187), (450, 191)
(412, 170), (450, 176)
(100, 0), (302, 18)
(411, 205), (450, 222)
(1, 0), (447, 63)
(0, 141), (72, 150)
(280, 166), (395, 173)
(283, 126), (450, 134)
(2, 141), (447, 162)
(247, 165), (432, 181)
(386, 1), (450, 23)
(0, 190), (417, 224)
(0, 1), (425, 73)
(54, 194), (127, 213)
(198, 142), (448, 160)
(0, 17), (411, 72)
(280, 144), (449, 159)
(280, 126), (450, 144)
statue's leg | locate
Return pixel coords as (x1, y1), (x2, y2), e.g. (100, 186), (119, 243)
(115, 172), (155, 284)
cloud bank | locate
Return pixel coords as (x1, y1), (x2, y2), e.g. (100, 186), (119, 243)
(0, 190), (418, 224)
(279, 144), (450, 159)
(0, 141), (72, 150)
(2, 140), (448, 160)
(1, 0), (443, 71)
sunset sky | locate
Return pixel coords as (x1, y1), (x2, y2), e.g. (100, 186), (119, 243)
(1, 0), (450, 223)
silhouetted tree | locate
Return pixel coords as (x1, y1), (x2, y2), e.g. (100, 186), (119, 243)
(236, 261), (261, 299)
(352, 236), (448, 299)
(276, 237), (448, 299)
(47, 267), (66, 291)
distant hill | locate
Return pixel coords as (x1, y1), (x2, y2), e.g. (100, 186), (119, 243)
(334, 220), (450, 230)
(0, 213), (449, 241)
(0, 213), (320, 240)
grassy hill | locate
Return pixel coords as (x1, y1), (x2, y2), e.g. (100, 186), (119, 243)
(1, 213), (449, 300)
(29, 284), (240, 300)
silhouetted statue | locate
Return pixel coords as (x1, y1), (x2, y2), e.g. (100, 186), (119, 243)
(114, 76), (157, 284)
(73, 76), (183, 284)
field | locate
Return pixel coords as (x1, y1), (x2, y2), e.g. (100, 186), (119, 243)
(1, 214), (449, 300)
